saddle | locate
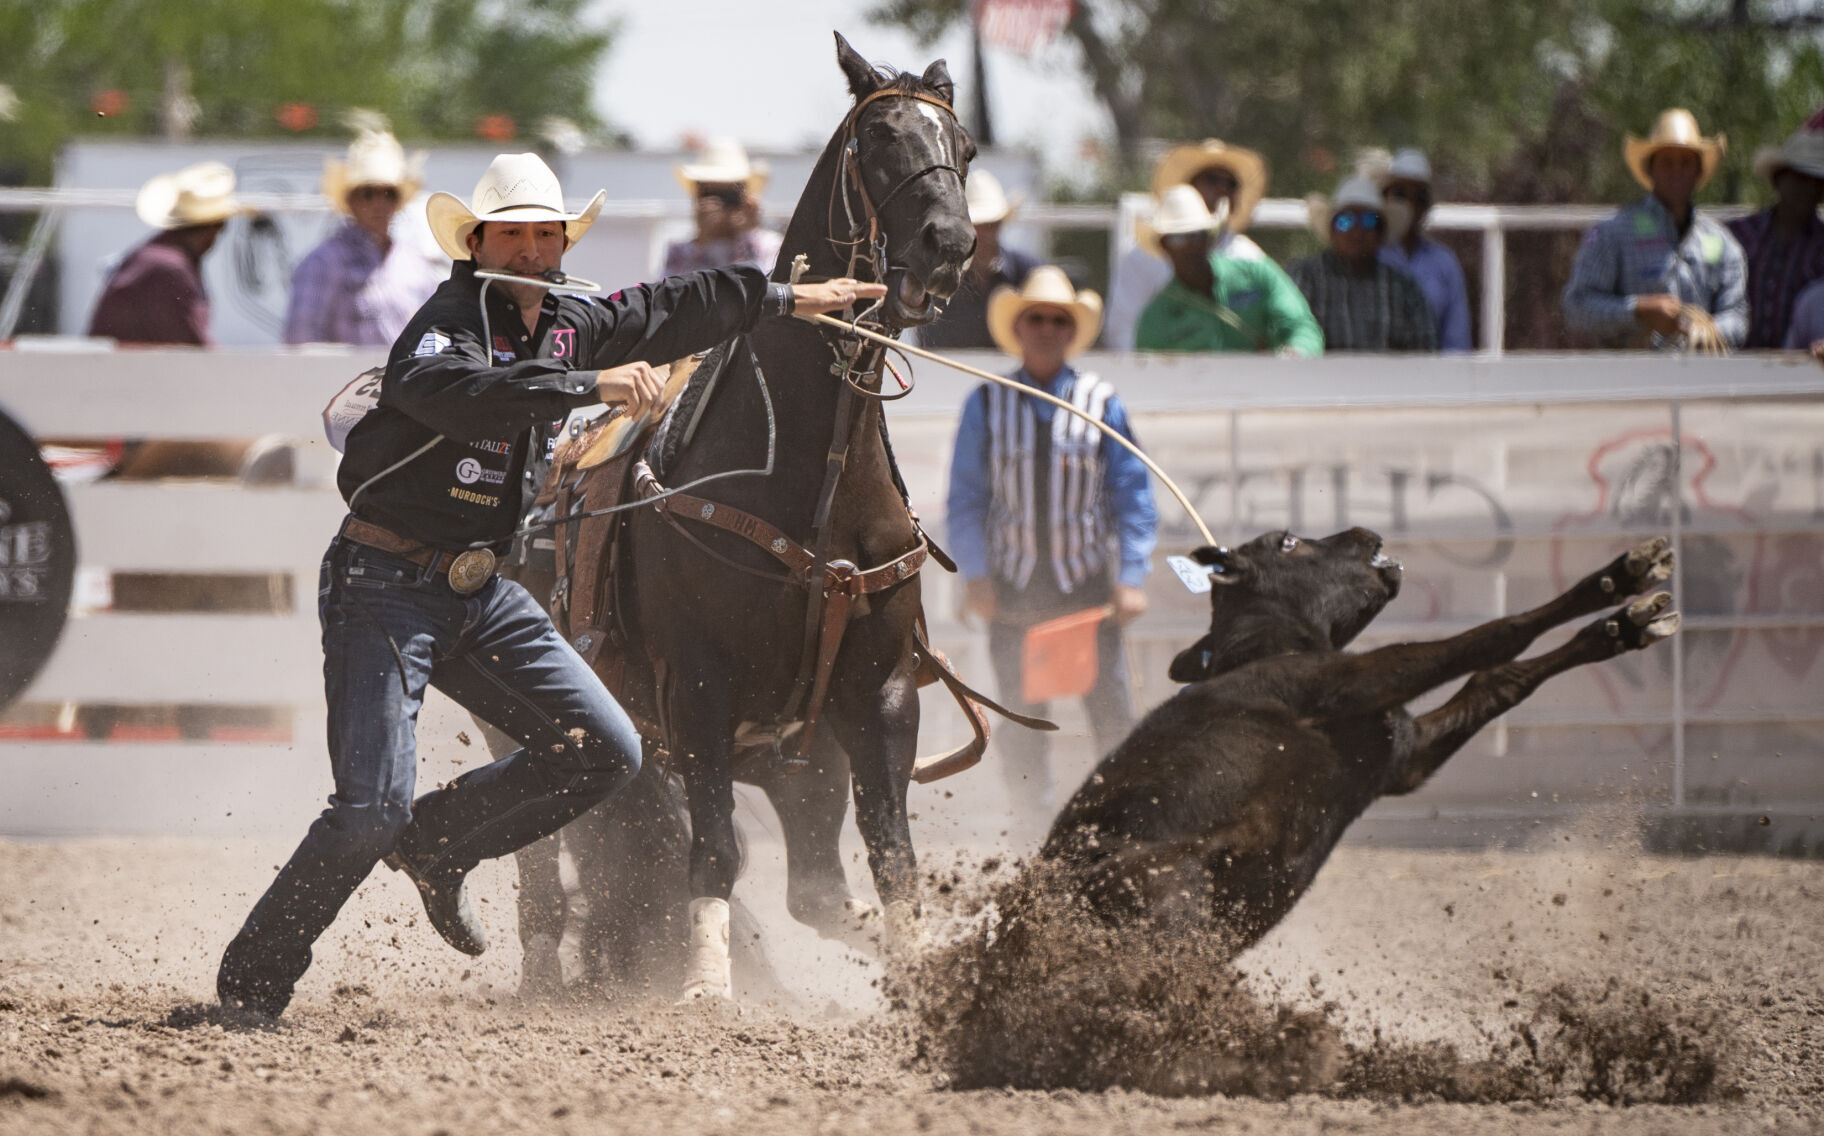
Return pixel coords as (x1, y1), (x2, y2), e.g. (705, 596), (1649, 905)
(533, 346), (1035, 784)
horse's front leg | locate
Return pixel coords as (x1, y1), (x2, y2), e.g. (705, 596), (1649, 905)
(668, 660), (741, 1001)
(827, 656), (922, 950)
(757, 732), (879, 950)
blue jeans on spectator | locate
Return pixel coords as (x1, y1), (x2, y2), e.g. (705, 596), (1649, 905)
(986, 572), (1135, 810)
(217, 535), (642, 1015)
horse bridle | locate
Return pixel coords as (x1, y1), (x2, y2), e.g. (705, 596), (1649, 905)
(827, 86), (970, 292)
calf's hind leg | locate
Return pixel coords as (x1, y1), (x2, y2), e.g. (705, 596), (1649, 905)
(1388, 592), (1680, 795)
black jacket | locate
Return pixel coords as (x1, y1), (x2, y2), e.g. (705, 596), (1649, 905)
(337, 260), (771, 548)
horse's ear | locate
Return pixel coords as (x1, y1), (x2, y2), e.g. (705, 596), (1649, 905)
(920, 58), (956, 104)
(834, 31), (883, 100)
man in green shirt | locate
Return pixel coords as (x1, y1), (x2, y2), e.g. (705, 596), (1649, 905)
(1135, 185), (1323, 356)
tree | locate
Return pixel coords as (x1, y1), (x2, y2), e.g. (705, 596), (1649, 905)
(0, 0), (616, 183)
(871, 0), (1824, 205)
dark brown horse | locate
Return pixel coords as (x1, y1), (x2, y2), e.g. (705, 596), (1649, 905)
(559, 33), (980, 1000)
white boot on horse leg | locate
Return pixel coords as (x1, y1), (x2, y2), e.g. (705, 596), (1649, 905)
(680, 897), (733, 1002)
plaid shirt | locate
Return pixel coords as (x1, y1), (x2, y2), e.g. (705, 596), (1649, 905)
(1725, 208), (1824, 348)
(658, 228), (784, 278)
(1288, 250), (1438, 352)
(283, 221), (444, 347)
(1562, 196), (1748, 348)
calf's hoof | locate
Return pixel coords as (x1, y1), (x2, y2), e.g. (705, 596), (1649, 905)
(678, 897), (733, 1003)
(1599, 537), (1674, 596)
(1602, 592), (1680, 651)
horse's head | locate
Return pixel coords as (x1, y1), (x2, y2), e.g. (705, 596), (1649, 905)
(833, 32), (977, 327)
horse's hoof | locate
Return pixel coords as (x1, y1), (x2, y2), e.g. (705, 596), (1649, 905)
(517, 932), (564, 999)
(884, 899), (930, 956)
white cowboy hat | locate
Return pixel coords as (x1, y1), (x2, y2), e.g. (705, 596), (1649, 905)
(673, 137), (769, 196)
(135, 161), (245, 230)
(1387, 147), (1433, 183)
(322, 130), (427, 214)
(1137, 184), (1230, 257)
(1753, 125), (1824, 182)
(1625, 108), (1725, 191)
(1306, 174), (1386, 239)
(965, 168), (1024, 226)
(424, 153), (607, 261)
(986, 265), (1104, 359)
(1150, 139), (1268, 233)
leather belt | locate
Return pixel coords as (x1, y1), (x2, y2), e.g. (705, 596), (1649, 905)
(340, 516), (498, 594)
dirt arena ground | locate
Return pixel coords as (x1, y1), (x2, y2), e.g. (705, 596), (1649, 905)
(2, 822), (1821, 1135)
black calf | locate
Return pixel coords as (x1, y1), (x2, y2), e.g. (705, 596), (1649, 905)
(1040, 527), (1679, 951)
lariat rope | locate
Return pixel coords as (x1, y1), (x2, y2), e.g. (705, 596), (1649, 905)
(802, 311), (1218, 547)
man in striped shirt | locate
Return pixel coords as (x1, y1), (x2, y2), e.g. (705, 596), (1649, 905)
(946, 266), (1158, 813)
(1290, 175), (1438, 352)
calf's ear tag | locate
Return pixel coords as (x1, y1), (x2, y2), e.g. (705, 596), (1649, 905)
(1167, 554), (1215, 595)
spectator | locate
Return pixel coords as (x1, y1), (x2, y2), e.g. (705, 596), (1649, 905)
(917, 169), (1039, 349)
(1563, 108), (1747, 350)
(88, 161), (243, 345)
(1134, 186), (1322, 355)
(1729, 119), (1824, 349)
(1290, 175), (1438, 352)
(946, 265), (1157, 809)
(1782, 274), (1824, 354)
(1106, 139), (1270, 349)
(659, 138), (783, 277)
(1377, 148), (1472, 352)
(284, 131), (443, 347)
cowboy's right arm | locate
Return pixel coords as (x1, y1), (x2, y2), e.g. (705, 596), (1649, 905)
(1562, 220), (1638, 336)
(1260, 260), (1325, 357)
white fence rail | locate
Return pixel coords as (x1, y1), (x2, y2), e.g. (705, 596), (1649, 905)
(3, 346), (1823, 847)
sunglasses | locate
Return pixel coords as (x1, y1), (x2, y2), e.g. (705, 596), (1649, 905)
(350, 185), (401, 203)
(1159, 231), (1210, 250)
(1020, 311), (1076, 329)
(698, 185), (745, 207)
(1332, 210), (1382, 233)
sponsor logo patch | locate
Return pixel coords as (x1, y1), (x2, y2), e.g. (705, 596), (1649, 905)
(414, 330), (453, 357)
(447, 487), (501, 507)
(455, 458), (508, 486)
(492, 335), (517, 363)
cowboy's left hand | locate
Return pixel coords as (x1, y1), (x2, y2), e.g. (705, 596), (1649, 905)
(792, 278), (888, 316)
(1111, 583), (1148, 626)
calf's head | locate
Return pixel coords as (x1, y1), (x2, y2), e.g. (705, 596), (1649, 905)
(1168, 527), (1403, 683)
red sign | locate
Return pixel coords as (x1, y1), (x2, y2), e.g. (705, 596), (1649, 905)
(976, 0), (1074, 55)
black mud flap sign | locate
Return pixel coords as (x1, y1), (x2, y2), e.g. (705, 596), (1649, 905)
(0, 407), (76, 709)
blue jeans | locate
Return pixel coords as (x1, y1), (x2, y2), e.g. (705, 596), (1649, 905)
(217, 534), (642, 1014)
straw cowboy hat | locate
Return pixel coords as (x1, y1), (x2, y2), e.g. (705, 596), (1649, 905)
(1137, 184), (1230, 257)
(425, 153), (607, 261)
(986, 265), (1104, 358)
(965, 168), (1024, 226)
(1150, 139), (1268, 233)
(1305, 174), (1385, 239)
(1753, 123), (1824, 182)
(1625, 108), (1726, 191)
(674, 137), (769, 196)
(322, 130), (426, 214)
(135, 161), (245, 230)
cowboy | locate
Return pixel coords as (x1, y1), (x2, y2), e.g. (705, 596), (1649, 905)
(1290, 175), (1437, 352)
(1377, 148), (1472, 352)
(946, 266), (1157, 812)
(1106, 138), (1271, 350)
(1134, 185), (1322, 355)
(284, 130), (445, 347)
(215, 152), (883, 1019)
(1563, 108), (1747, 349)
(87, 161), (243, 345)
(918, 169), (1040, 349)
(1728, 116), (1824, 348)
(658, 138), (784, 277)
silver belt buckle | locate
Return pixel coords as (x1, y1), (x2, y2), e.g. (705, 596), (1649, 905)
(447, 548), (497, 595)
